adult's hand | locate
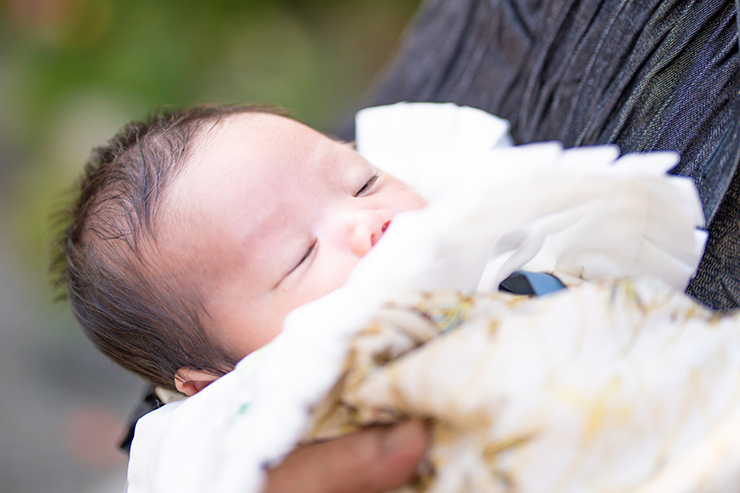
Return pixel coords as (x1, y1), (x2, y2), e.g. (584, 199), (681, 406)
(265, 420), (428, 493)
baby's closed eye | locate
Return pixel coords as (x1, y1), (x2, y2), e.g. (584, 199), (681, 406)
(355, 174), (379, 197)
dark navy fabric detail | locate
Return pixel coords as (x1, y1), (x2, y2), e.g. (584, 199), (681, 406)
(499, 271), (567, 296)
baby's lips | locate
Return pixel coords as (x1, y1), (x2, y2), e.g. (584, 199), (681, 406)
(372, 220), (392, 247)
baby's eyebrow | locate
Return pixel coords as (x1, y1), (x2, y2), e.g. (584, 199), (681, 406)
(328, 135), (356, 150)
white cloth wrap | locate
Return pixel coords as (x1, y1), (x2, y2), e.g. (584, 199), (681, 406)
(126, 103), (706, 493)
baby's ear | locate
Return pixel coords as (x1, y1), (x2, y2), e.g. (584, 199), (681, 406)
(174, 368), (219, 396)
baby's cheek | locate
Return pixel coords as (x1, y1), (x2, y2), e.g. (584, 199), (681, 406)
(408, 190), (428, 209)
(389, 179), (428, 211)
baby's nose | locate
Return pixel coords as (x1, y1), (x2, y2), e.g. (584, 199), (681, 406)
(348, 209), (395, 258)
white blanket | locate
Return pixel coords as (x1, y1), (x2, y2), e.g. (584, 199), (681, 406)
(126, 103), (707, 493)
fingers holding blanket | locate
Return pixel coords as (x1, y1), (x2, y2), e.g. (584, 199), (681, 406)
(265, 420), (429, 493)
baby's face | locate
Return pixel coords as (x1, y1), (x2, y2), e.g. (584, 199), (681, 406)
(162, 112), (426, 360)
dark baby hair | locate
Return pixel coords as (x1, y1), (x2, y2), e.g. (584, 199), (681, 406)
(50, 104), (286, 390)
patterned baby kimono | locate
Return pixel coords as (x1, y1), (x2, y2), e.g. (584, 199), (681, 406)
(308, 281), (740, 492)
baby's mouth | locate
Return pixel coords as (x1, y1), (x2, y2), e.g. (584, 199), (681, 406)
(371, 221), (392, 248)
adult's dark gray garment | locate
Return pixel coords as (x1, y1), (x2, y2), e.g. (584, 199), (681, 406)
(338, 0), (740, 311)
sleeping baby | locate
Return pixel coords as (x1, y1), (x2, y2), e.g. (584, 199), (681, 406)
(56, 102), (740, 492)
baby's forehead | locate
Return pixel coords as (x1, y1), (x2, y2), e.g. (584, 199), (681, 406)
(194, 112), (302, 148)
(193, 112), (354, 163)
(156, 112), (333, 268)
(187, 115), (358, 190)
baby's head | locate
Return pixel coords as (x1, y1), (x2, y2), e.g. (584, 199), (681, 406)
(53, 105), (425, 394)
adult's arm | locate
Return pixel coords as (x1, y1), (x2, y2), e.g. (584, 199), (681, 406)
(265, 421), (429, 493)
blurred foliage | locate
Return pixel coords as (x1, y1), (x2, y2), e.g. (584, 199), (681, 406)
(0, 0), (421, 297)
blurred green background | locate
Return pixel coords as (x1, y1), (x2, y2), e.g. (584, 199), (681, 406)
(0, 0), (420, 491)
